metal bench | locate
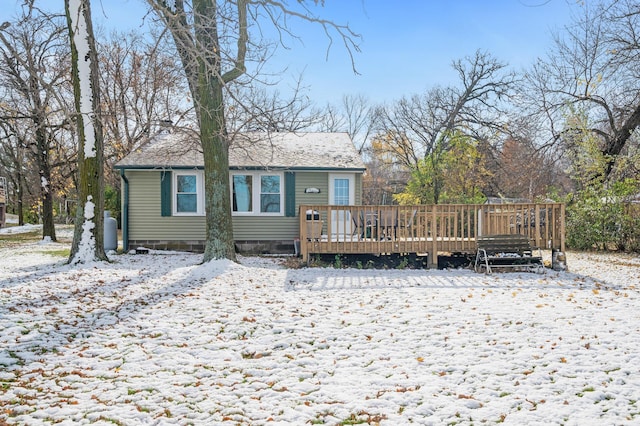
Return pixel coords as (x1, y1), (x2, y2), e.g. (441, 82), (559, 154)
(474, 234), (544, 274)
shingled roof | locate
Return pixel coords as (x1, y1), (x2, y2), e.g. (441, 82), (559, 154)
(115, 131), (366, 171)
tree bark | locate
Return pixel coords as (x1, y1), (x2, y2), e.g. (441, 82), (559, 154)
(193, 0), (237, 262)
(65, 0), (107, 263)
(199, 86), (237, 262)
(34, 119), (56, 241)
(604, 103), (640, 177)
(150, 0), (239, 262)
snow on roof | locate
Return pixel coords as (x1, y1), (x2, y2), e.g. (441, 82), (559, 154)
(115, 131), (366, 171)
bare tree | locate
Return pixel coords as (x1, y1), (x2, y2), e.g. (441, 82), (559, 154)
(320, 94), (376, 155)
(523, 1), (640, 181)
(0, 10), (70, 240)
(375, 50), (516, 203)
(361, 133), (411, 205)
(226, 81), (323, 133)
(65, 0), (107, 263)
(0, 119), (32, 225)
(493, 137), (560, 200)
(98, 29), (193, 189)
(318, 94), (378, 202)
(146, 0), (360, 262)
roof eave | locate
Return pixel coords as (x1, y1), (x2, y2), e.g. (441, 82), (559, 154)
(114, 165), (366, 172)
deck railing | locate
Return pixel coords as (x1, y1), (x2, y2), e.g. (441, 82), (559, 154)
(299, 203), (565, 266)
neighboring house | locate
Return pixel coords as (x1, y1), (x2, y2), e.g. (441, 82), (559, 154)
(114, 131), (366, 253)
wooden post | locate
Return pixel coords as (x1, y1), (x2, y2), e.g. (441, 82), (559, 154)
(535, 204), (541, 249)
(429, 206), (438, 269)
(560, 203), (566, 252)
(299, 206), (308, 262)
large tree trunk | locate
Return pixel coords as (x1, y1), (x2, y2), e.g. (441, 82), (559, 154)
(34, 126), (56, 241)
(200, 90), (236, 262)
(39, 160), (56, 241)
(194, 0), (236, 262)
(66, 0), (107, 263)
(30, 67), (57, 240)
(604, 103), (640, 178)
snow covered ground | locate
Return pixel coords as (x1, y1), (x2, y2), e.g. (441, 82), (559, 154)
(1, 224), (640, 425)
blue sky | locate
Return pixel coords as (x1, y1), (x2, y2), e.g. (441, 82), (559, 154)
(1, 0), (580, 106)
(268, 0), (580, 105)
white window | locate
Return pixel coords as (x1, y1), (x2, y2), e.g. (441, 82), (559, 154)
(173, 171), (204, 215)
(231, 172), (283, 216)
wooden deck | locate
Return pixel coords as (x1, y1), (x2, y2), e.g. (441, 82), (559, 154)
(299, 203), (566, 267)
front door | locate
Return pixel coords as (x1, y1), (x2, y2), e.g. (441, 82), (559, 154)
(329, 174), (355, 238)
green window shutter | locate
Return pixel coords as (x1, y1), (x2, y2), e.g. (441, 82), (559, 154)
(285, 171), (295, 217)
(161, 170), (172, 216)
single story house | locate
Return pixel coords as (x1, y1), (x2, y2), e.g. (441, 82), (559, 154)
(114, 131), (366, 253)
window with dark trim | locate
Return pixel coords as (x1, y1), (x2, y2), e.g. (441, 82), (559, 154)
(231, 172), (283, 216)
(173, 171), (204, 216)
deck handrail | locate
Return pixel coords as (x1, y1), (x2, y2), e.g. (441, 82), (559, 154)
(298, 203), (565, 266)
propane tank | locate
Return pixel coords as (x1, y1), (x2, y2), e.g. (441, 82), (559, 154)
(104, 210), (118, 251)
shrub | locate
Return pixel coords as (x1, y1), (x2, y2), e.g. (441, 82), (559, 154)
(566, 180), (640, 252)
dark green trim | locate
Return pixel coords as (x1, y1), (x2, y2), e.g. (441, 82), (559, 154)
(115, 165), (366, 172)
(160, 170), (172, 217)
(285, 172), (295, 217)
(120, 170), (129, 251)
(231, 166), (366, 172)
(114, 165), (203, 170)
